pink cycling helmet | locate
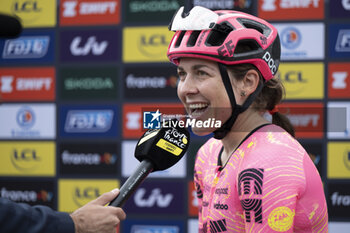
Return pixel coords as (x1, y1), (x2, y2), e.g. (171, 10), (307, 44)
(167, 8), (280, 81)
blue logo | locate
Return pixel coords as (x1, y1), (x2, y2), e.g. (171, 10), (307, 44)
(329, 24), (350, 58)
(64, 110), (114, 133)
(2, 36), (49, 59)
(336, 29), (350, 52)
(0, 30), (55, 64)
(16, 107), (35, 129)
(143, 109), (161, 129)
(281, 27), (301, 50)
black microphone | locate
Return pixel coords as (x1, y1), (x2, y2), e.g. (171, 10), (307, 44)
(0, 13), (22, 38)
(109, 119), (190, 207)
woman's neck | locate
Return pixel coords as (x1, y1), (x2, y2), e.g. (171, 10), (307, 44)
(220, 109), (269, 166)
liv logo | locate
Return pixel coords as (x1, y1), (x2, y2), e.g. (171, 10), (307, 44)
(143, 109), (161, 129)
(134, 188), (173, 208)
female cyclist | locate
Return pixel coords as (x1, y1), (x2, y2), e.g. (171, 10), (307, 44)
(167, 6), (328, 232)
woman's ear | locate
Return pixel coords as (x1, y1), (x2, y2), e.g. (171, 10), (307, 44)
(242, 69), (260, 96)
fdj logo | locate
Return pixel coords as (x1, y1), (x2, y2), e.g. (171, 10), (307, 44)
(143, 109), (161, 129)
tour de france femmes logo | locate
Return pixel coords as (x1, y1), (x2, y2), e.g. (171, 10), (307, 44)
(238, 168), (264, 224)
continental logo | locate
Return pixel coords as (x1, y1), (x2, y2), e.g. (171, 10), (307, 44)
(277, 62), (324, 99)
(123, 26), (173, 62)
(268, 206), (295, 232)
(0, 142), (55, 176)
(327, 142), (350, 179)
(1, 0), (57, 27)
(58, 179), (119, 212)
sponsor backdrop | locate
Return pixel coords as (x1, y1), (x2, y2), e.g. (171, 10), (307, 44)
(0, 0), (350, 232)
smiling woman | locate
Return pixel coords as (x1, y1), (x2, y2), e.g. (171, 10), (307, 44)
(167, 6), (328, 233)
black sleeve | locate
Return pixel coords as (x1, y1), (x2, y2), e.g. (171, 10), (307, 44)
(0, 198), (75, 233)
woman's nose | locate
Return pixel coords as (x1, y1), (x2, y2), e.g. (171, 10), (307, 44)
(178, 75), (199, 96)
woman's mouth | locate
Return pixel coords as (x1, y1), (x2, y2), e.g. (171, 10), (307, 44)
(188, 103), (209, 119)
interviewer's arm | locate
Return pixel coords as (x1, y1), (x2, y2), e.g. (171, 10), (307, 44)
(0, 197), (74, 233)
(0, 189), (126, 233)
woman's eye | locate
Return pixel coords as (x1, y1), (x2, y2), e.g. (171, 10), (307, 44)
(197, 70), (208, 76)
(177, 71), (186, 80)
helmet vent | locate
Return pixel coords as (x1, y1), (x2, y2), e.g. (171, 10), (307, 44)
(206, 22), (234, 46)
(175, 31), (186, 48)
(235, 39), (261, 54)
(237, 18), (271, 37)
(187, 31), (201, 47)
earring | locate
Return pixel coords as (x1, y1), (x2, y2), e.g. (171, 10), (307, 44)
(240, 91), (246, 97)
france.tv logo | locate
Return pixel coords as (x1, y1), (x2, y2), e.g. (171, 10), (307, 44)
(143, 109), (161, 129)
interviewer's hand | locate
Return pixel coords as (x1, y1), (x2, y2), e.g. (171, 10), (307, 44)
(70, 189), (126, 233)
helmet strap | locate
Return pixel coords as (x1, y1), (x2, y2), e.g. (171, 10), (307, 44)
(213, 63), (263, 139)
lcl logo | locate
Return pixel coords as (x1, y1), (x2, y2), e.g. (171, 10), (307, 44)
(138, 34), (169, 57)
(12, 0), (42, 12)
(73, 187), (101, 207)
(13, 149), (40, 161)
(10, 149), (41, 171)
(279, 71), (307, 83)
(140, 35), (168, 46)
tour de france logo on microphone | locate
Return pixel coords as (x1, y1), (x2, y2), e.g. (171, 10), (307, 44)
(143, 109), (161, 129)
(156, 128), (188, 156)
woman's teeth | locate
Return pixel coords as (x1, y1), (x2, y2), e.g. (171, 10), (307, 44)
(188, 103), (209, 117)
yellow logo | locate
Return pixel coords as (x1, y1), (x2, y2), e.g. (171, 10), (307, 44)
(58, 179), (119, 213)
(277, 62), (324, 99)
(0, 141), (55, 176)
(1, 0), (56, 28)
(156, 138), (182, 156)
(123, 26), (173, 62)
(327, 142), (350, 179)
(268, 206), (295, 232)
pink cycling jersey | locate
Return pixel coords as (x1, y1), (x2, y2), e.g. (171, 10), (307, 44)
(194, 124), (328, 233)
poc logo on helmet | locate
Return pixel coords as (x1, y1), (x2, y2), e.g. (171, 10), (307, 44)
(262, 51), (277, 75)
